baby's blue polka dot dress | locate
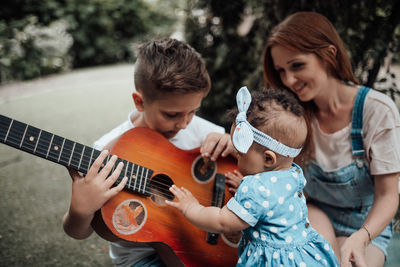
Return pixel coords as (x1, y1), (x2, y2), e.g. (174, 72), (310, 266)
(227, 163), (339, 266)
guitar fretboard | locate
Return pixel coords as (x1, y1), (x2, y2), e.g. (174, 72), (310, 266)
(0, 114), (153, 196)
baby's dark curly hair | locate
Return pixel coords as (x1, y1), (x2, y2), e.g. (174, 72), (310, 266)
(229, 88), (307, 150)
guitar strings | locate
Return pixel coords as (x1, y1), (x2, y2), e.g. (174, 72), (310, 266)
(2, 133), (223, 203)
(0, 121), (210, 197)
(0, 123), (185, 199)
(0, 122), (223, 203)
(0, 119), (232, 204)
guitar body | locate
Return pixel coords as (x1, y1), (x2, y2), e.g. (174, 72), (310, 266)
(99, 128), (239, 267)
(0, 115), (239, 266)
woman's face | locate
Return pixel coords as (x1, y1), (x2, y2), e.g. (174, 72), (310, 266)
(270, 45), (330, 102)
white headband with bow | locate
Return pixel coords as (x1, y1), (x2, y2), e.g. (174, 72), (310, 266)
(232, 86), (302, 157)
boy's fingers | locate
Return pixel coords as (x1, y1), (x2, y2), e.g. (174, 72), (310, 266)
(209, 136), (229, 160)
(200, 140), (216, 157)
(109, 176), (128, 197)
(108, 177), (128, 198)
(221, 135), (234, 157)
(105, 162), (124, 187)
(99, 155), (118, 178)
(87, 150), (109, 178)
(210, 145), (224, 161)
(220, 145), (231, 157)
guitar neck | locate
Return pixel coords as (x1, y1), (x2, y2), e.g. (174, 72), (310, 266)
(0, 114), (153, 196)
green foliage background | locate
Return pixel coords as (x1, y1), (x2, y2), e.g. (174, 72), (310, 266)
(0, 0), (177, 83)
(184, 0), (400, 129)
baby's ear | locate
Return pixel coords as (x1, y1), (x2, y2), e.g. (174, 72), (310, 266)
(264, 150), (277, 167)
(132, 92), (145, 111)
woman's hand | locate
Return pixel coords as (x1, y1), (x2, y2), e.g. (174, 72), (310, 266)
(339, 230), (369, 267)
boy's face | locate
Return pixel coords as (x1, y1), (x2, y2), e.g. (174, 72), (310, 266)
(136, 91), (206, 139)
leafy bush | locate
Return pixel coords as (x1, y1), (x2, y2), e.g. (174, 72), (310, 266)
(63, 0), (176, 68)
(0, 0), (177, 82)
(0, 16), (72, 82)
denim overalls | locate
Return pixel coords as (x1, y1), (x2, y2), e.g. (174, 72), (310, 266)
(304, 86), (393, 256)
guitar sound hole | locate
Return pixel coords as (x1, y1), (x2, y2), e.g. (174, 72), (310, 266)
(149, 174), (174, 206)
(191, 155), (217, 184)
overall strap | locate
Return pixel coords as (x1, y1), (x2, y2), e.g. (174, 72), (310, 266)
(351, 86), (371, 157)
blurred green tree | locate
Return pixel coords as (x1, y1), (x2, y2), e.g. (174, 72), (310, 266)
(0, 0), (177, 82)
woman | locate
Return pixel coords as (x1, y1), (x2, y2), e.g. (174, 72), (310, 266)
(263, 11), (400, 267)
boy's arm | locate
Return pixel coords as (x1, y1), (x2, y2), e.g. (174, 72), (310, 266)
(63, 150), (127, 239)
(166, 185), (249, 233)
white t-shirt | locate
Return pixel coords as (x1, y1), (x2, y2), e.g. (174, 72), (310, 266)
(93, 110), (225, 267)
(312, 89), (400, 175)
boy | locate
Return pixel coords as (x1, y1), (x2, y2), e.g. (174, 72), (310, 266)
(62, 38), (234, 267)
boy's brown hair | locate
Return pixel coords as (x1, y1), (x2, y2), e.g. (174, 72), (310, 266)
(134, 38), (211, 102)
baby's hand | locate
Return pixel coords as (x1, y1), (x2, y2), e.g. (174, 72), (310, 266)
(200, 133), (235, 161)
(225, 170), (244, 194)
(165, 185), (200, 216)
(69, 150), (128, 217)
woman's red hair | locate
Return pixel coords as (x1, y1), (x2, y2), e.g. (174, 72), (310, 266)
(263, 11), (359, 89)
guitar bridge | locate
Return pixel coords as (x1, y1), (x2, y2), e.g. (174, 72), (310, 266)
(206, 173), (226, 245)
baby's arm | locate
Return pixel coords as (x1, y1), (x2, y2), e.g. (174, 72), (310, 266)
(62, 150), (128, 239)
(165, 185), (249, 233)
(200, 132), (237, 161)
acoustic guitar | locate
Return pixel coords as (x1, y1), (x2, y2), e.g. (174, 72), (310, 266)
(0, 114), (241, 267)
